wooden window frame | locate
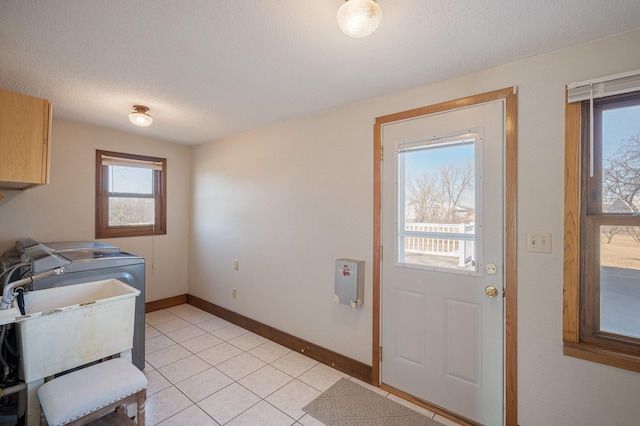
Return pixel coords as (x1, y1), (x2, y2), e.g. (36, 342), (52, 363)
(563, 92), (640, 372)
(95, 150), (167, 239)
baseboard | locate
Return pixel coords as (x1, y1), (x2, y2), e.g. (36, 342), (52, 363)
(145, 294), (188, 313)
(187, 295), (372, 383)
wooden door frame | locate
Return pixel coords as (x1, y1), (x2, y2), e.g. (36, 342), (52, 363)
(372, 87), (518, 425)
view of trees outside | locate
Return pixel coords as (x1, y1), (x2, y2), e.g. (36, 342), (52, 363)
(108, 198), (154, 226)
(404, 142), (475, 225)
(405, 161), (475, 225)
(400, 141), (476, 269)
(598, 105), (640, 339)
(107, 165), (155, 226)
(603, 134), (640, 212)
(600, 102), (640, 271)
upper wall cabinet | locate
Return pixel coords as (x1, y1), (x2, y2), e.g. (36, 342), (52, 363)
(0, 88), (52, 190)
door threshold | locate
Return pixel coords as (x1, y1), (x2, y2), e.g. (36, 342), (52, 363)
(380, 383), (481, 426)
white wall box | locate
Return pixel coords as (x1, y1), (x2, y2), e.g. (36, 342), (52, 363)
(335, 258), (364, 310)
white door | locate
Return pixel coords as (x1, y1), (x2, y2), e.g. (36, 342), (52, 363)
(381, 100), (505, 425)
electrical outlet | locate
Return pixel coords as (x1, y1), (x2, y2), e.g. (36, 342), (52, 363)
(232, 288), (237, 298)
(527, 232), (552, 253)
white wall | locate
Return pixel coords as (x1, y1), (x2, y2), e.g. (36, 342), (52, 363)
(189, 29), (640, 425)
(0, 120), (191, 302)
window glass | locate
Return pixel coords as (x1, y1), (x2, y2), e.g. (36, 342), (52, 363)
(595, 101), (640, 340)
(108, 197), (155, 226)
(108, 166), (153, 194)
(106, 165), (155, 226)
(601, 103), (640, 212)
(599, 225), (640, 339)
(397, 135), (477, 272)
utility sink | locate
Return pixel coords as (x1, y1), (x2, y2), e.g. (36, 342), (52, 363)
(13, 278), (140, 382)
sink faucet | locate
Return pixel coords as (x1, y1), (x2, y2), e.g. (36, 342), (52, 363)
(0, 267), (65, 310)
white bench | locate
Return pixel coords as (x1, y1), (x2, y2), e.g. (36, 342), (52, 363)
(37, 358), (147, 426)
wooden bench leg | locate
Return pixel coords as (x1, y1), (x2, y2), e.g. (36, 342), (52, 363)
(136, 388), (146, 426)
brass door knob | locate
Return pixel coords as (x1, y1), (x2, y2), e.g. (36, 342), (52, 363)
(485, 286), (499, 299)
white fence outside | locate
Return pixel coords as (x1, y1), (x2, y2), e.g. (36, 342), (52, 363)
(404, 222), (475, 267)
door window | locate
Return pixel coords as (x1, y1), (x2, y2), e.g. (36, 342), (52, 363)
(396, 132), (481, 273)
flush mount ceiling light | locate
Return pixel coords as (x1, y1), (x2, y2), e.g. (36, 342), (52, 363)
(128, 105), (153, 127)
(337, 0), (382, 38)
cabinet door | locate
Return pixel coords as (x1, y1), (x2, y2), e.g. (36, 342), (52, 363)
(0, 89), (51, 188)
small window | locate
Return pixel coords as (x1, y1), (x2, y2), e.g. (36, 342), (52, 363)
(96, 150), (166, 238)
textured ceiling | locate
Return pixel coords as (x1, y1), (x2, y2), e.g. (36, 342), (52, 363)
(1, 0), (639, 145)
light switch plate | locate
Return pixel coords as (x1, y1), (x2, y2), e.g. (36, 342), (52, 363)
(527, 232), (552, 253)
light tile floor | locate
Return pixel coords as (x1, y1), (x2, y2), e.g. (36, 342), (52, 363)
(144, 304), (457, 425)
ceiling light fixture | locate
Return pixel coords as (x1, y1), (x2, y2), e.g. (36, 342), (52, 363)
(337, 0), (382, 38)
(128, 105), (153, 127)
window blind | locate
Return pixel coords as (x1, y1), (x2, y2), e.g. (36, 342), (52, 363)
(397, 133), (477, 154)
(567, 69), (640, 103)
(567, 69), (640, 176)
(101, 155), (163, 171)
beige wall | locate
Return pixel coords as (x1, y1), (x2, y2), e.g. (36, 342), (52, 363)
(0, 120), (191, 302)
(189, 29), (640, 425)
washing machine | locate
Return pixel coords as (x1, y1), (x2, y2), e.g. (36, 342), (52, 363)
(1, 238), (145, 370)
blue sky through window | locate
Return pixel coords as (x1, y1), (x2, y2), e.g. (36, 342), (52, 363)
(404, 141), (475, 208)
(405, 143), (474, 173)
(602, 105), (640, 161)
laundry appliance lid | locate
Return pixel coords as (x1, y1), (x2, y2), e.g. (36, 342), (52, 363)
(12, 239), (144, 274)
(44, 241), (120, 254)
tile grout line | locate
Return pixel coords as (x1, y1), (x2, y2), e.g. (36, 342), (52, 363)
(146, 313), (315, 425)
(145, 306), (442, 425)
